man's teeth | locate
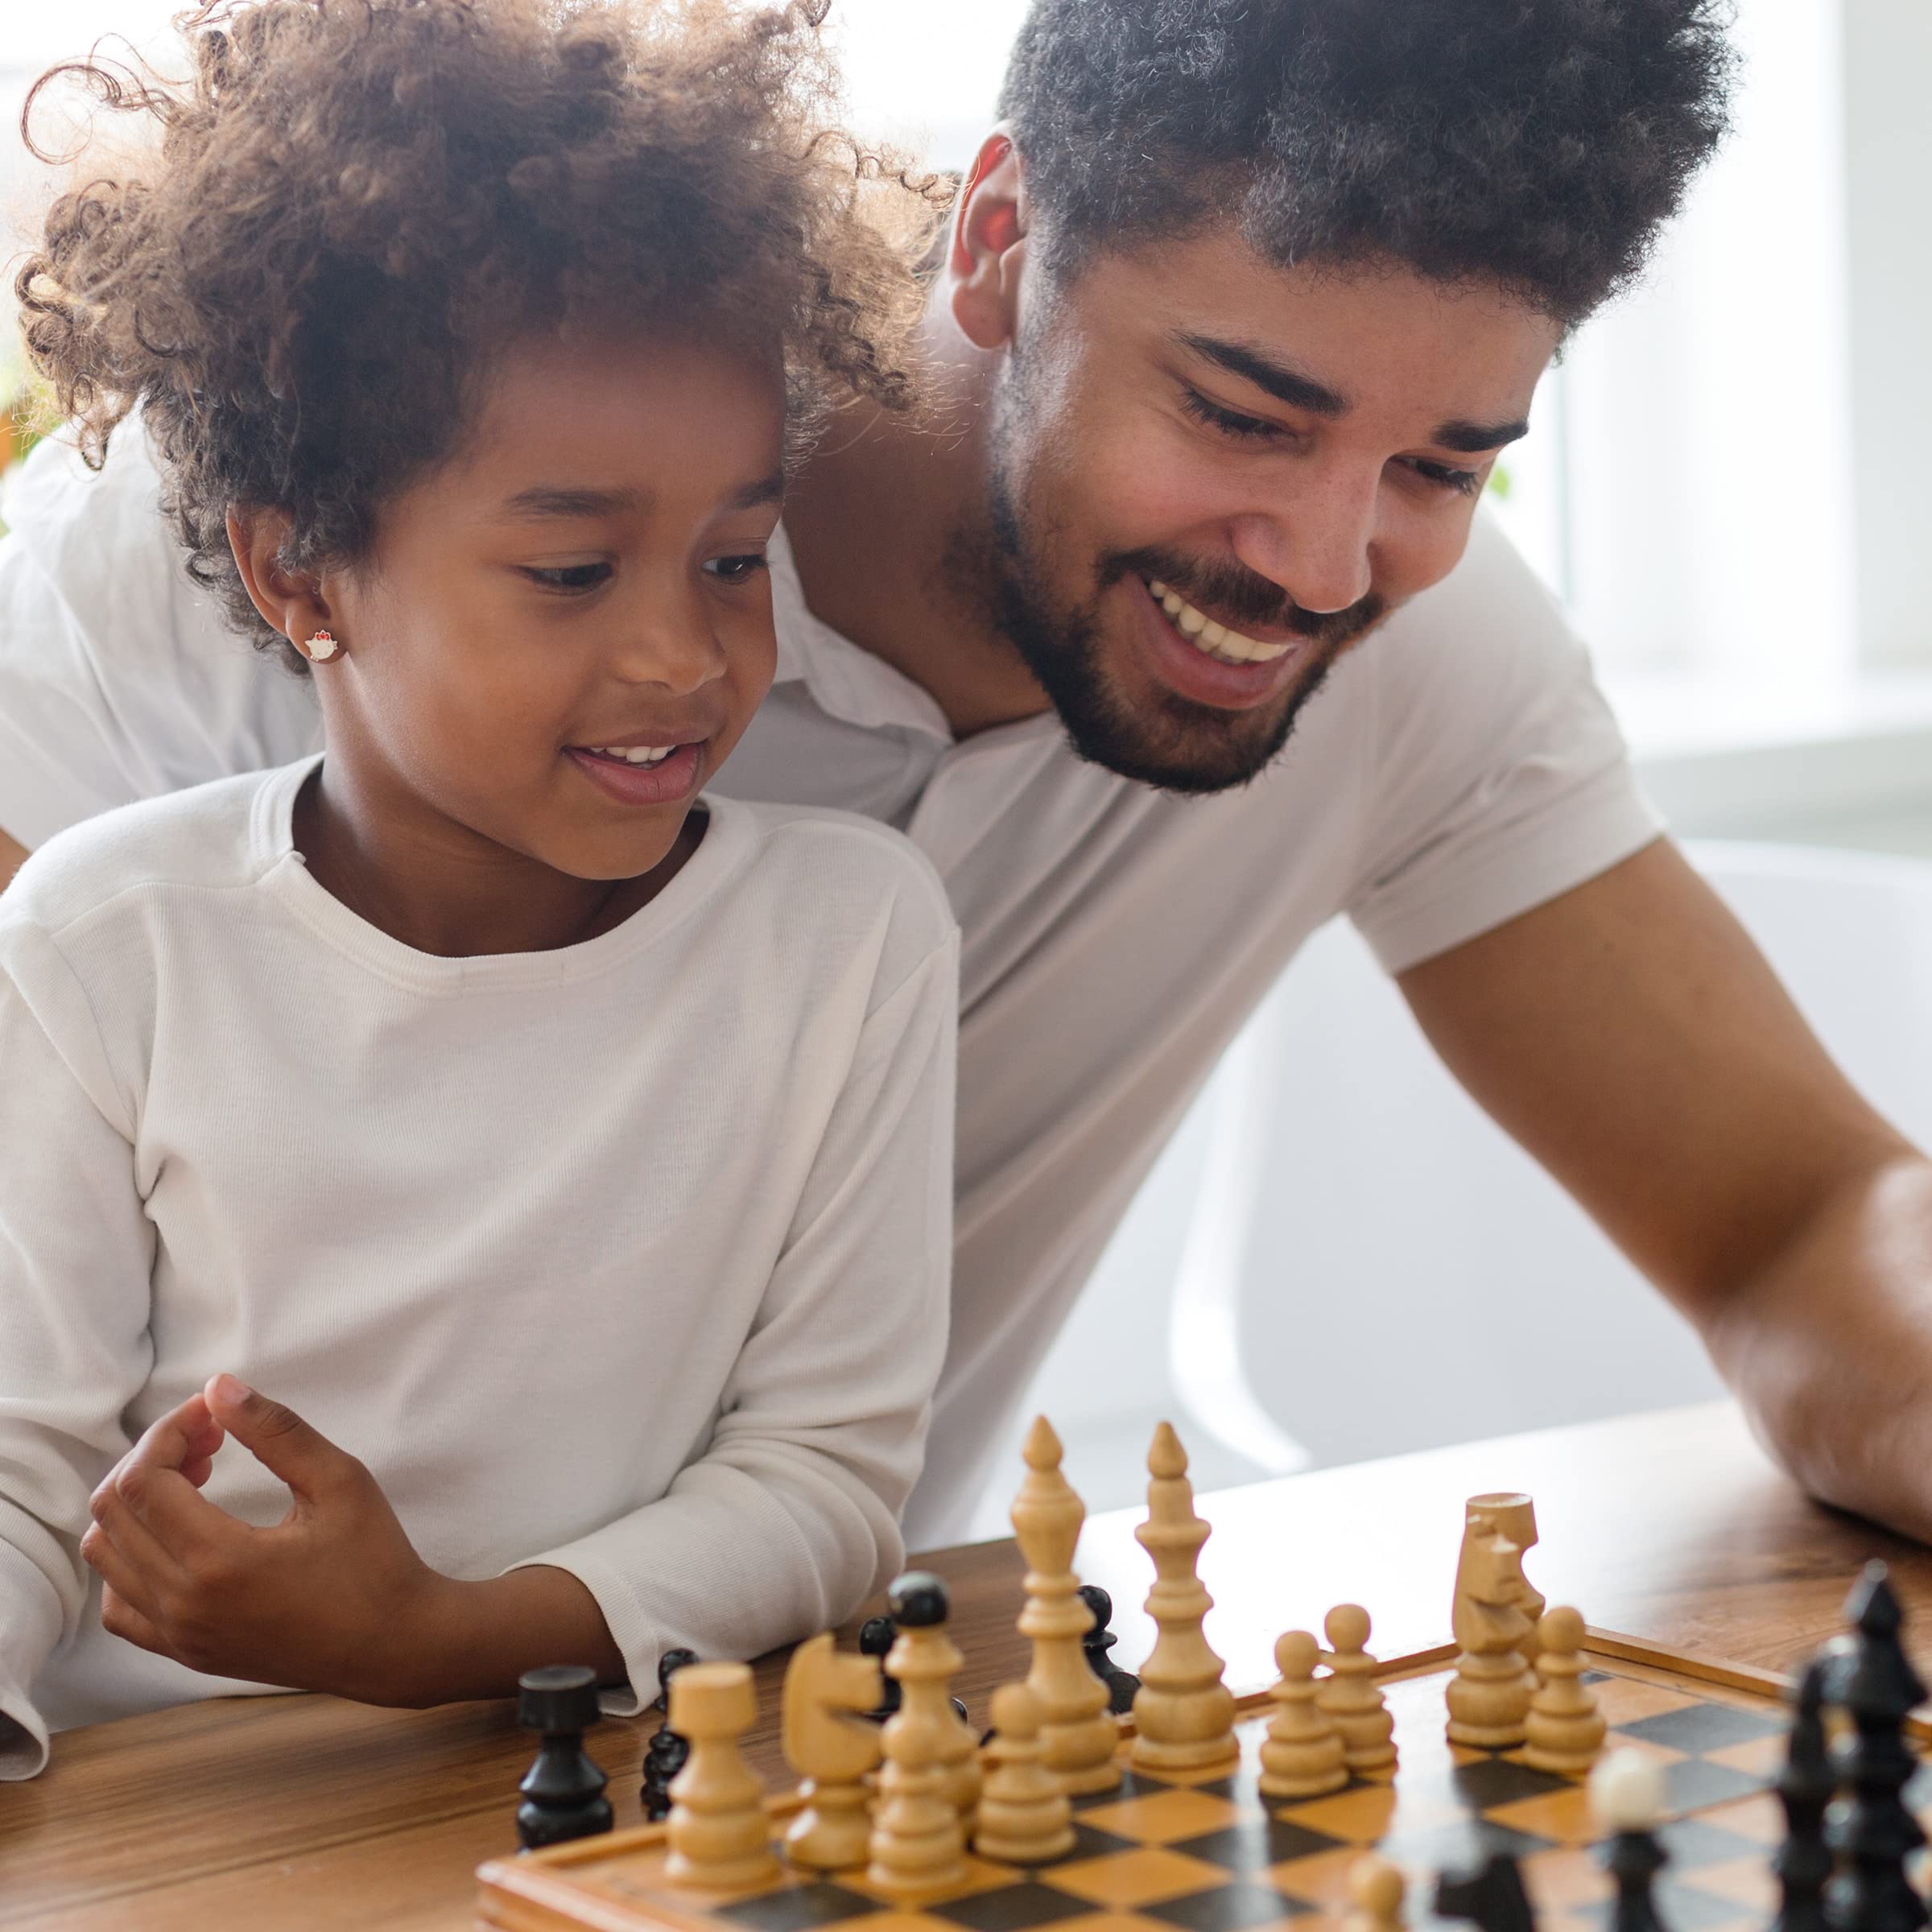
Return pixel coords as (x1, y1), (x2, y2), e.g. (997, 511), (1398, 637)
(592, 745), (677, 766)
(1146, 579), (1295, 666)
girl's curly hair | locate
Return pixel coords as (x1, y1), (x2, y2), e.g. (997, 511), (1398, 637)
(17, 0), (941, 667)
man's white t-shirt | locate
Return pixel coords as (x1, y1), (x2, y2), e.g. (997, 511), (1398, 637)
(0, 763), (957, 1776)
(0, 426), (1662, 1545)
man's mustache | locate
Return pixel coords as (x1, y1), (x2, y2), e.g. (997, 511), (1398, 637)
(1104, 547), (1385, 649)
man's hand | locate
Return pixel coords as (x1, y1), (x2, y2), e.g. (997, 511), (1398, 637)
(0, 826), (27, 895)
(80, 1374), (453, 1705)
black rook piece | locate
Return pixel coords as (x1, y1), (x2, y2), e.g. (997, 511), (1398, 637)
(1773, 1658), (1835, 1932)
(1078, 1583), (1141, 1715)
(641, 1649), (700, 1822)
(1434, 1850), (1538, 1932)
(1824, 1564), (1927, 1932)
(515, 1665), (613, 1851)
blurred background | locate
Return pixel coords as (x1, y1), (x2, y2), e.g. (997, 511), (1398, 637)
(4, 2), (1930, 1532)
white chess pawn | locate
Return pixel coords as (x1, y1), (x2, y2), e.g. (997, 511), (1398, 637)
(1317, 1604), (1397, 1773)
(1522, 1606), (1606, 1776)
(1345, 1855), (1407, 1932)
(974, 1684), (1075, 1865)
(1259, 1630), (1348, 1800)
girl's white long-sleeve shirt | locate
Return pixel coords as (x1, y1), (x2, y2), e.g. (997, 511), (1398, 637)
(0, 758), (958, 1777)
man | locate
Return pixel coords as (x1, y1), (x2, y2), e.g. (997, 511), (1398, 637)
(2, 0), (1924, 1549)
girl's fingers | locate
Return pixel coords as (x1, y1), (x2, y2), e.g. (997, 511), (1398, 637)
(87, 1468), (191, 1585)
(80, 1519), (166, 1616)
(97, 1582), (171, 1659)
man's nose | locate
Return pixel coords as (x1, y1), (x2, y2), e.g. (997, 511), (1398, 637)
(1227, 473), (1377, 616)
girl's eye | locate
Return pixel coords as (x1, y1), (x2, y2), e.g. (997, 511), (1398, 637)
(1407, 457), (1484, 497)
(1179, 387), (1286, 444)
(704, 553), (770, 586)
(521, 562), (612, 592)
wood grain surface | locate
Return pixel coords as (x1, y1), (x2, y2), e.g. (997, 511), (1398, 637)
(1, 1400), (1923, 1930)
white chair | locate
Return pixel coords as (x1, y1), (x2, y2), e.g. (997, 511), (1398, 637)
(1166, 840), (1932, 1476)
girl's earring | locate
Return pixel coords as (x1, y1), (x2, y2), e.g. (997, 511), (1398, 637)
(303, 630), (341, 663)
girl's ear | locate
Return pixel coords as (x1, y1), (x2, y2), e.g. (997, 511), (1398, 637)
(947, 129), (1031, 353)
(227, 508), (340, 660)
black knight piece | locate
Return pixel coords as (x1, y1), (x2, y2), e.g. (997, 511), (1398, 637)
(641, 1648), (699, 1823)
(1773, 1657), (1835, 1932)
(1434, 1849), (1537, 1932)
(514, 1665), (613, 1851)
(1078, 1583), (1141, 1715)
(1824, 1563), (1927, 1932)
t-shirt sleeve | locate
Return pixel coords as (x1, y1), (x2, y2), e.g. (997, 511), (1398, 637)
(509, 914), (959, 1710)
(0, 912), (157, 1777)
(1346, 511), (1663, 975)
(0, 423), (321, 850)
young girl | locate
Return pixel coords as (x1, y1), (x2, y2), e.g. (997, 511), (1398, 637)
(0, 0), (956, 1778)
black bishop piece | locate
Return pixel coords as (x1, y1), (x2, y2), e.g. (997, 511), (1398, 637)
(514, 1665), (613, 1850)
(640, 1647), (699, 1823)
(1824, 1563), (1927, 1932)
(1772, 1657), (1835, 1932)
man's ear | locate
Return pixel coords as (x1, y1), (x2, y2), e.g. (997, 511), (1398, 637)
(227, 507), (336, 652)
(947, 128), (1031, 353)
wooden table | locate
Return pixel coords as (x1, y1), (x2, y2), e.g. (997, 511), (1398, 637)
(3, 1400), (1924, 1930)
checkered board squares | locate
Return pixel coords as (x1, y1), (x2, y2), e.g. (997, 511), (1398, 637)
(475, 1642), (1864, 1932)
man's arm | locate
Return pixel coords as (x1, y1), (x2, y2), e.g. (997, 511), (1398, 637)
(0, 830), (27, 895)
(1398, 836), (1932, 1539)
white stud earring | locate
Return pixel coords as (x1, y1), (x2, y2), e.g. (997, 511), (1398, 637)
(303, 630), (341, 663)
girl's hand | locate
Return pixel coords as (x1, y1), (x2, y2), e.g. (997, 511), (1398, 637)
(80, 1374), (455, 1706)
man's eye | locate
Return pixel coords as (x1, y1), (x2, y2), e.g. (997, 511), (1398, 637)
(521, 563), (612, 592)
(1408, 458), (1484, 497)
(1179, 388), (1284, 444)
(704, 553), (770, 585)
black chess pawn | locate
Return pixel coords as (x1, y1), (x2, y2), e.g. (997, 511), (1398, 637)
(515, 1665), (613, 1851)
(1824, 1563), (1927, 1932)
(1077, 1583), (1141, 1715)
(1602, 1807), (1672, 1932)
(640, 1647), (699, 1822)
(1434, 1849), (1537, 1932)
(861, 1606), (969, 1725)
(859, 1615), (902, 1721)
(1773, 1657), (1835, 1932)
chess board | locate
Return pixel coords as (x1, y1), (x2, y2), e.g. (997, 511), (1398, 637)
(476, 1635), (1912, 1932)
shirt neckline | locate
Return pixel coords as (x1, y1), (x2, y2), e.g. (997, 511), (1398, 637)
(250, 754), (753, 993)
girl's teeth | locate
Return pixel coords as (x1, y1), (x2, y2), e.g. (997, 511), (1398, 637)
(1145, 579), (1294, 667)
(592, 745), (675, 766)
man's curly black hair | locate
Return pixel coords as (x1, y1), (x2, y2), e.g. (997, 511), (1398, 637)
(997, 0), (1736, 324)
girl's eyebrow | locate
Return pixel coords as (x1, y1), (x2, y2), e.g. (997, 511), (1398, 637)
(497, 472), (784, 520)
(500, 485), (642, 520)
(728, 472), (786, 512)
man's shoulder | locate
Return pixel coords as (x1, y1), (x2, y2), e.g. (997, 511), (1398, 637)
(2, 768), (288, 939)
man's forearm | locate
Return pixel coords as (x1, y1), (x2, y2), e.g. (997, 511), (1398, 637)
(0, 828), (27, 894)
(1705, 1151), (1932, 1542)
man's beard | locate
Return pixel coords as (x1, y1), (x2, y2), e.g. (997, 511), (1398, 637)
(953, 393), (1389, 797)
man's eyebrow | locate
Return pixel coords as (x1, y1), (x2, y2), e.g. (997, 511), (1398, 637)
(500, 485), (642, 520)
(1430, 417), (1532, 455)
(1176, 332), (1349, 417)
